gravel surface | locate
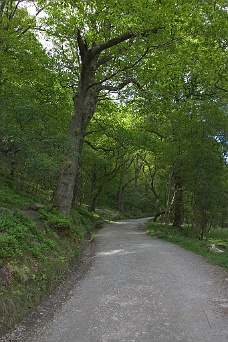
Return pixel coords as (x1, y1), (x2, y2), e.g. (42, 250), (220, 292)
(1, 218), (228, 342)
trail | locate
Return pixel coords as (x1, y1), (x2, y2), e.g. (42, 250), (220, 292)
(3, 218), (228, 341)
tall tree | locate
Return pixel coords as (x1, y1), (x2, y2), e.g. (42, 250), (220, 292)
(39, 0), (219, 214)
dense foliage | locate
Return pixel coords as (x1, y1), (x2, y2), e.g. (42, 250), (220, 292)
(0, 1), (228, 237)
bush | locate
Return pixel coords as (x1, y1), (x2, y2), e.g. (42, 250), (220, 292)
(0, 235), (20, 262)
(0, 211), (38, 263)
(38, 205), (99, 240)
(47, 215), (73, 231)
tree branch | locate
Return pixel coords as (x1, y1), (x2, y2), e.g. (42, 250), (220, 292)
(84, 139), (115, 152)
(214, 84), (228, 93)
(101, 78), (133, 91)
(96, 54), (114, 68)
(90, 48), (150, 90)
(143, 160), (160, 200)
(10, 0), (25, 19)
(89, 27), (161, 58)
(0, 0), (5, 16)
(213, 67), (228, 93)
(90, 31), (135, 58)
(77, 29), (87, 58)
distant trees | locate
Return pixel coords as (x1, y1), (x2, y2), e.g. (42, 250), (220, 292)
(133, 47), (228, 236)
(80, 103), (156, 216)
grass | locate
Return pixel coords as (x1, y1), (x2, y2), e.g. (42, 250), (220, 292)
(0, 186), (101, 336)
(146, 220), (228, 270)
(0, 185), (45, 209)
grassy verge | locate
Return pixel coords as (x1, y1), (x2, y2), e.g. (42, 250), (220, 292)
(0, 187), (100, 336)
(146, 220), (228, 270)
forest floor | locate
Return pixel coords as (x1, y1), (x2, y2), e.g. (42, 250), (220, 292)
(1, 218), (228, 342)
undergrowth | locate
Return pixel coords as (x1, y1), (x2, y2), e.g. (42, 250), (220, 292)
(147, 221), (228, 270)
(0, 197), (101, 336)
(0, 186), (44, 208)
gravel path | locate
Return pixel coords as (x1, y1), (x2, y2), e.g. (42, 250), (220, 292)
(3, 218), (228, 341)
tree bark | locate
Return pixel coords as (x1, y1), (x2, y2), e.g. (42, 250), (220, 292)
(89, 185), (103, 212)
(117, 180), (125, 213)
(196, 205), (208, 240)
(172, 173), (184, 230)
(164, 173), (172, 234)
(53, 85), (99, 214)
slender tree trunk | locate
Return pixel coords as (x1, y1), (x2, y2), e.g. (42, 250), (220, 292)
(89, 186), (103, 212)
(164, 173), (172, 234)
(117, 183), (125, 212)
(89, 197), (96, 212)
(173, 173), (184, 230)
(89, 172), (98, 212)
(196, 205), (208, 240)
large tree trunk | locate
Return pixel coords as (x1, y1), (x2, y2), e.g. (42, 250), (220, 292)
(53, 85), (99, 214)
(53, 138), (81, 215)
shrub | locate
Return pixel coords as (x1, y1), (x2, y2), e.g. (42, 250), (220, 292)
(0, 211), (37, 263)
(0, 235), (20, 262)
(38, 205), (85, 240)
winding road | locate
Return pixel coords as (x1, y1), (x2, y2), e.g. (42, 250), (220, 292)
(5, 218), (228, 341)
